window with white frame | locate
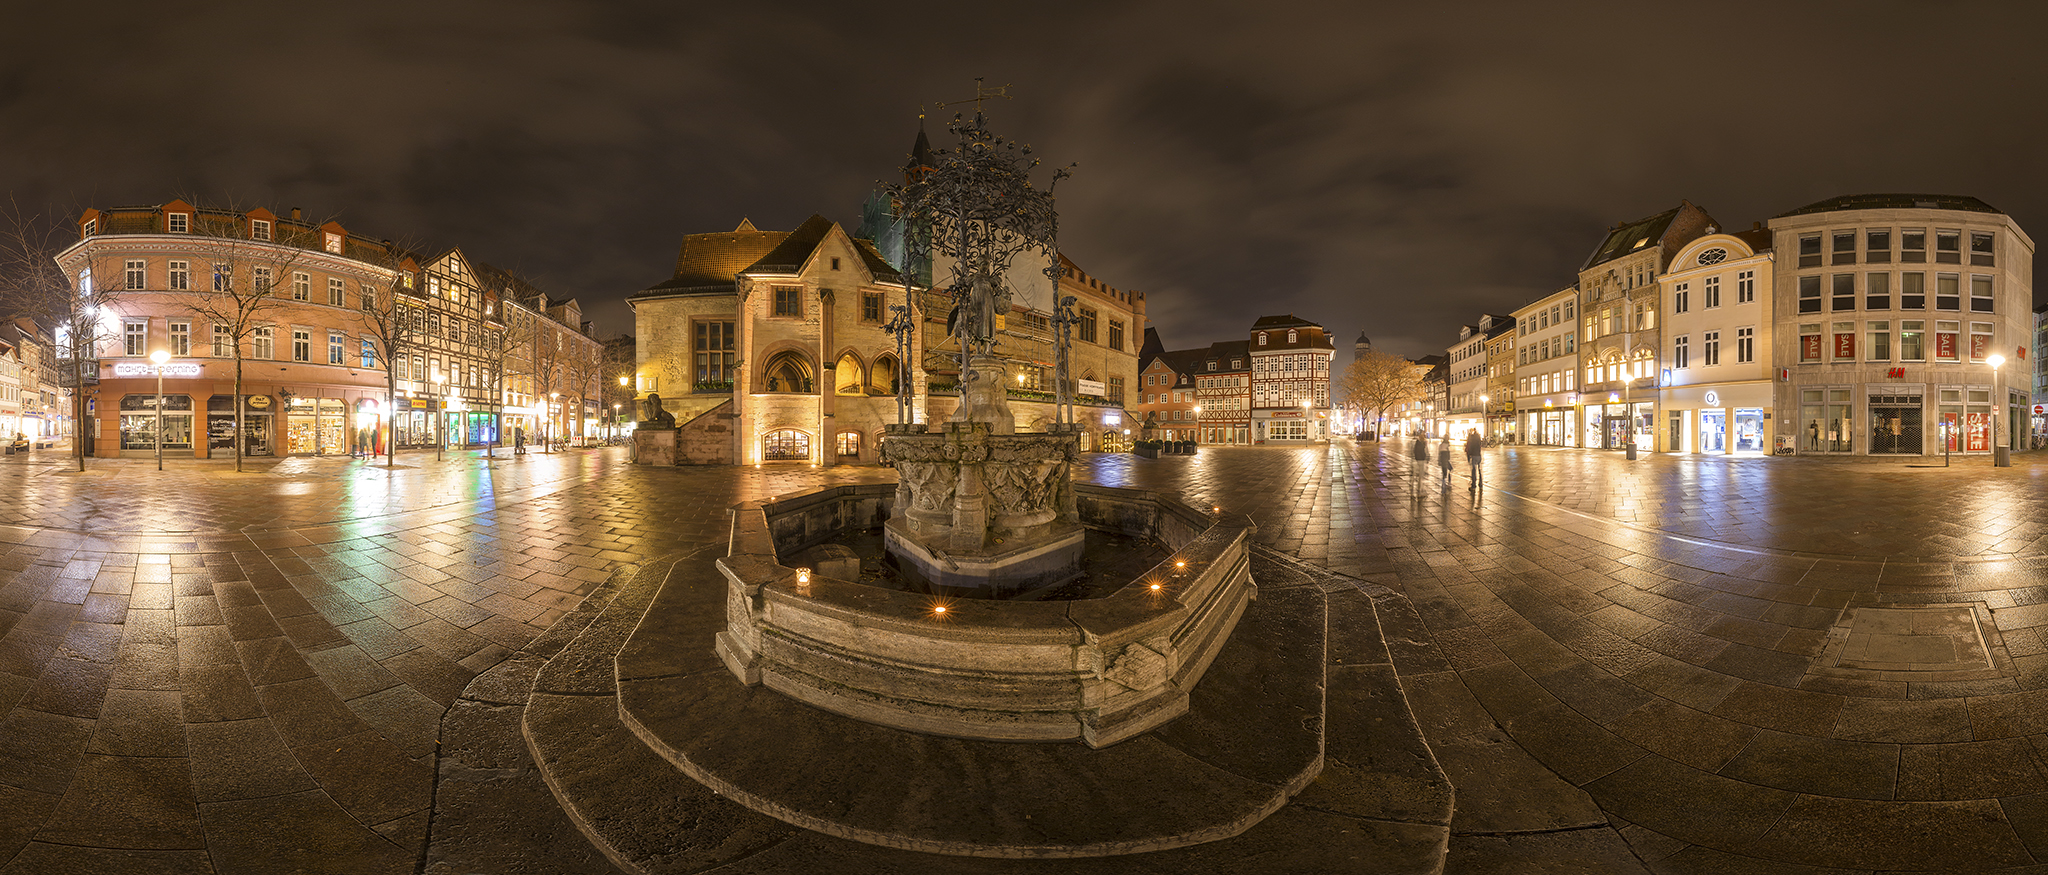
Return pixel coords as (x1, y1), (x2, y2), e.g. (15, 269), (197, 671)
(213, 263), (231, 291)
(1867, 321), (1891, 361)
(168, 212), (189, 233)
(328, 277), (344, 306)
(361, 338), (376, 368)
(1703, 330), (1720, 366)
(324, 233), (342, 254)
(292, 272), (311, 301)
(254, 267), (273, 293)
(329, 332), (345, 364)
(1673, 334), (1688, 369)
(125, 259), (146, 290)
(252, 326), (274, 359)
(169, 322), (190, 356)
(1970, 275), (1994, 313)
(291, 328), (310, 362)
(124, 320), (147, 356)
(250, 219), (271, 241)
(213, 325), (231, 357)
(169, 260), (189, 291)
(1673, 282), (1688, 314)
(1736, 326), (1754, 363)
(1737, 269), (1755, 304)
(1704, 276), (1720, 308)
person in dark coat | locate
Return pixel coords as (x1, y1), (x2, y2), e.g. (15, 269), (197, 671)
(1436, 436), (1452, 486)
(1410, 431), (1430, 484)
(1465, 429), (1483, 492)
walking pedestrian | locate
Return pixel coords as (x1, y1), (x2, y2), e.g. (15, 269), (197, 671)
(1436, 435), (1452, 487)
(1465, 429), (1482, 492)
(1410, 432), (1429, 485)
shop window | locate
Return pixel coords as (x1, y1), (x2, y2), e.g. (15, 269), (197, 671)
(1865, 273), (1891, 310)
(1971, 232), (1996, 266)
(1935, 230), (1961, 263)
(1901, 229), (1926, 263)
(1866, 322), (1890, 362)
(1901, 273), (1926, 309)
(1800, 324), (1823, 363)
(1900, 321), (1925, 361)
(764, 429), (810, 461)
(1831, 274), (1855, 311)
(1798, 234), (1822, 268)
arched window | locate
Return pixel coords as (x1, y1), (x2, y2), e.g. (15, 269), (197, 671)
(836, 431), (861, 458)
(762, 350), (814, 393)
(764, 429), (810, 461)
(870, 354), (900, 395)
(1287, 329), (1298, 343)
(834, 352), (865, 395)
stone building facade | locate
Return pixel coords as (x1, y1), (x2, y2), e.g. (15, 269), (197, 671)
(1656, 228), (1776, 454)
(1577, 200), (1717, 452)
(1768, 194), (2035, 457)
(1513, 287), (1581, 446)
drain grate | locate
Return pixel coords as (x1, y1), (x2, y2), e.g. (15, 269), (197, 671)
(1813, 604), (2000, 683)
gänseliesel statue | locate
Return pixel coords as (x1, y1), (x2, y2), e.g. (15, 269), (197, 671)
(640, 393), (676, 428)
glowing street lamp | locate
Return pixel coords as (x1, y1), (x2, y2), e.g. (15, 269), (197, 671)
(548, 392), (559, 453)
(433, 373), (448, 461)
(150, 350), (170, 471)
(1990, 353), (2009, 467)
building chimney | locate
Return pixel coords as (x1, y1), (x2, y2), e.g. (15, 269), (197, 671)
(291, 207), (302, 221)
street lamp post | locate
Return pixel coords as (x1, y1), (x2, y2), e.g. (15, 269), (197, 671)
(1621, 374), (1637, 460)
(1479, 393), (1490, 441)
(433, 374), (447, 461)
(548, 392), (558, 453)
(150, 350), (169, 471)
(1990, 354), (2009, 467)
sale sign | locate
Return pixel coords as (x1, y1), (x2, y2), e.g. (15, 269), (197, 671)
(1967, 412), (1990, 452)
(1936, 332), (1958, 360)
(1802, 334), (1823, 362)
(1834, 333), (1856, 359)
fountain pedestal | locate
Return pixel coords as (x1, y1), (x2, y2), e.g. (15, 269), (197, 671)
(882, 417), (1084, 594)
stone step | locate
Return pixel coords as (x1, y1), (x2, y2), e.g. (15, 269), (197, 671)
(521, 545), (1454, 874)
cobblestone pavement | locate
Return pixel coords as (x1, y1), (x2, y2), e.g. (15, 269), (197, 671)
(5, 440), (2048, 872)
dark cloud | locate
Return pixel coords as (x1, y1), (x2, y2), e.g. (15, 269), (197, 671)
(6, 0), (2045, 362)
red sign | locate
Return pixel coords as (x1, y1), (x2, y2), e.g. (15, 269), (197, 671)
(1970, 334), (1989, 361)
(1833, 333), (1855, 359)
(1801, 334), (1823, 362)
(1887, 367), (1906, 379)
(1967, 412), (1991, 452)
(1935, 332), (1958, 360)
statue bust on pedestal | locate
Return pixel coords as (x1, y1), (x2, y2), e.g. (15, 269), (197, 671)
(639, 393), (676, 429)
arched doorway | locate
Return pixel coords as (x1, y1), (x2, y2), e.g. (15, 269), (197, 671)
(763, 351), (814, 393)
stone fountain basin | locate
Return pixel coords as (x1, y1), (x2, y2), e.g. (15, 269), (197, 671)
(714, 482), (1256, 749)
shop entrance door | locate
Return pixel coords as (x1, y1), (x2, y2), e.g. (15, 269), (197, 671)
(1604, 416), (1629, 450)
(1869, 392), (1923, 455)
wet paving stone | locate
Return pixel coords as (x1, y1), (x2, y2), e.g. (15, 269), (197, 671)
(3, 444), (2048, 871)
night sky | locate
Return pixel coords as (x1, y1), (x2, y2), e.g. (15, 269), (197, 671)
(7, 2), (2047, 364)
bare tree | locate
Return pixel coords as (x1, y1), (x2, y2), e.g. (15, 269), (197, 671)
(600, 338), (635, 436)
(0, 198), (123, 471)
(178, 205), (319, 472)
(1338, 349), (1426, 440)
(473, 266), (541, 457)
(529, 317), (566, 452)
(557, 331), (603, 446)
(353, 244), (428, 467)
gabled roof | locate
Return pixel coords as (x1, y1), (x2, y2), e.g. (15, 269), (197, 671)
(1250, 314), (1323, 331)
(743, 215), (836, 276)
(1142, 347), (1210, 381)
(1583, 206), (1681, 270)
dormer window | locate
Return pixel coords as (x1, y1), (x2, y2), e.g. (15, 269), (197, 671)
(1258, 332), (1268, 346)
(81, 219), (95, 238)
(250, 220), (271, 241)
(168, 213), (189, 233)
(1287, 329), (1298, 343)
(324, 233), (342, 254)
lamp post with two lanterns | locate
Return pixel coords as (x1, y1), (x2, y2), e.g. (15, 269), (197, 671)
(150, 350), (170, 470)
